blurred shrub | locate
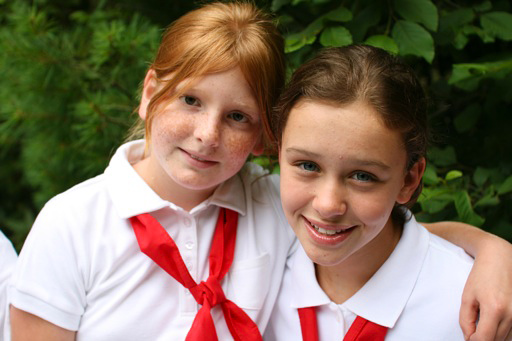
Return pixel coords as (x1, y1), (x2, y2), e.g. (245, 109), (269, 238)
(1, 0), (511, 250)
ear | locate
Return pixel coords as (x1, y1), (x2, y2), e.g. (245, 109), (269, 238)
(397, 157), (426, 204)
(251, 134), (265, 156)
(138, 69), (158, 121)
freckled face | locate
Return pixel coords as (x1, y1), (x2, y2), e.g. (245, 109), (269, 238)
(279, 100), (411, 267)
(140, 67), (263, 204)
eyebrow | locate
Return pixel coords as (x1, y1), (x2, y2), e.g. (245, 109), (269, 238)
(285, 147), (321, 158)
(284, 147), (391, 170)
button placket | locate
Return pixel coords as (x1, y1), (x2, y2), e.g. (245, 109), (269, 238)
(181, 214), (199, 314)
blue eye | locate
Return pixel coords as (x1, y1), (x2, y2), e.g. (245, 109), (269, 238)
(352, 172), (374, 182)
(299, 162), (319, 172)
(228, 112), (248, 123)
(181, 95), (199, 106)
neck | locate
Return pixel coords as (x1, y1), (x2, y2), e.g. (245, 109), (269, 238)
(133, 157), (215, 211)
(316, 219), (402, 304)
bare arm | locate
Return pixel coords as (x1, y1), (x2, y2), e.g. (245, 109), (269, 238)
(10, 305), (76, 341)
(424, 222), (512, 341)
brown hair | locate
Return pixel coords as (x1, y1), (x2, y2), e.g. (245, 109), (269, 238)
(130, 1), (285, 152)
(272, 45), (429, 225)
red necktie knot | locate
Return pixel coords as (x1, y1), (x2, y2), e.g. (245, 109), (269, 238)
(190, 276), (226, 307)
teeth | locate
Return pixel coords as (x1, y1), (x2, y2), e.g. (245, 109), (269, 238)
(190, 154), (206, 161)
(311, 223), (344, 235)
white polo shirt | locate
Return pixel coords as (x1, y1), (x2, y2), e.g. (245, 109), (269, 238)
(1, 231), (17, 339)
(9, 140), (296, 340)
(265, 215), (474, 341)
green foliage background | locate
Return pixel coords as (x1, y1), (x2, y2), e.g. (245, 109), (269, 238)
(1, 0), (511, 250)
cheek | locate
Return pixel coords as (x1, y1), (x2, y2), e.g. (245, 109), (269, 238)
(223, 129), (261, 164)
(280, 169), (309, 218)
(352, 190), (397, 227)
(151, 113), (191, 147)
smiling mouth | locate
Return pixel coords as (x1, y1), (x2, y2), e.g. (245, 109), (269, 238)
(182, 149), (216, 162)
(307, 219), (356, 236)
(189, 153), (208, 162)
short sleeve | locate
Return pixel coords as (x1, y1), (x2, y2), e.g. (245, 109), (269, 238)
(9, 197), (88, 331)
(0, 230), (17, 339)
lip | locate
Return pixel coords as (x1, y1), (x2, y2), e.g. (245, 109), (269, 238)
(302, 216), (356, 247)
(180, 148), (218, 169)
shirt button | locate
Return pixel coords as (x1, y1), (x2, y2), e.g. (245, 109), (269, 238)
(186, 262), (193, 271)
(185, 241), (194, 250)
(184, 218), (192, 227)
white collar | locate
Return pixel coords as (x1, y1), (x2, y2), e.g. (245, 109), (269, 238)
(290, 215), (430, 328)
(106, 140), (247, 218)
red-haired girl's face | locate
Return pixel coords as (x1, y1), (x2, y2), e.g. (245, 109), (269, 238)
(136, 67), (263, 209)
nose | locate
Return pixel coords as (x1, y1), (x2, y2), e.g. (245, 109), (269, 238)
(195, 111), (221, 147)
(311, 180), (347, 219)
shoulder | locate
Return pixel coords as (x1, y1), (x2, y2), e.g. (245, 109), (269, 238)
(0, 230), (17, 279)
(426, 229), (474, 267)
(41, 173), (110, 219)
(239, 162), (280, 201)
(390, 222), (471, 340)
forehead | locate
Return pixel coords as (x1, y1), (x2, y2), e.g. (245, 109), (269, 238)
(172, 67), (258, 104)
(282, 100), (406, 164)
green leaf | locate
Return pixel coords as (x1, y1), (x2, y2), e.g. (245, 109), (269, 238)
(445, 170), (463, 181)
(418, 188), (453, 214)
(441, 8), (475, 29)
(285, 32), (317, 53)
(393, 0), (438, 31)
(271, 0), (292, 12)
(319, 26), (352, 47)
(481, 12), (512, 41)
(462, 24), (494, 43)
(437, 8), (475, 48)
(364, 35), (399, 54)
(423, 163), (440, 185)
(449, 60), (512, 86)
(453, 31), (469, 50)
(392, 20), (435, 63)
(475, 194), (500, 208)
(346, 2), (383, 42)
(454, 103), (481, 133)
(323, 6), (352, 22)
(428, 146), (457, 167)
(473, 1), (492, 12)
(250, 156), (270, 169)
(421, 197), (453, 214)
(454, 190), (485, 226)
(272, 164), (281, 174)
(284, 16), (327, 53)
(498, 175), (512, 195)
(473, 167), (490, 187)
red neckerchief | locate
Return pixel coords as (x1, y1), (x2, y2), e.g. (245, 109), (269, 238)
(130, 208), (262, 341)
(298, 306), (388, 341)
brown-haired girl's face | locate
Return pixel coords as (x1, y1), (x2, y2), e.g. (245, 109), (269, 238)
(278, 99), (424, 268)
(136, 67), (264, 207)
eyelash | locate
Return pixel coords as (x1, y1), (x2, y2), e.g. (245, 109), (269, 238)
(297, 161), (319, 173)
(180, 95), (250, 123)
(296, 162), (377, 183)
(351, 171), (376, 182)
(227, 112), (249, 123)
(181, 95), (199, 106)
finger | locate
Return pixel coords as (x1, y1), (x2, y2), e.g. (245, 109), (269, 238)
(505, 326), (512, 341)
(495, 318), (512, 341)
(460, 298), (478, 340)
(469, 307), (498, 341)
